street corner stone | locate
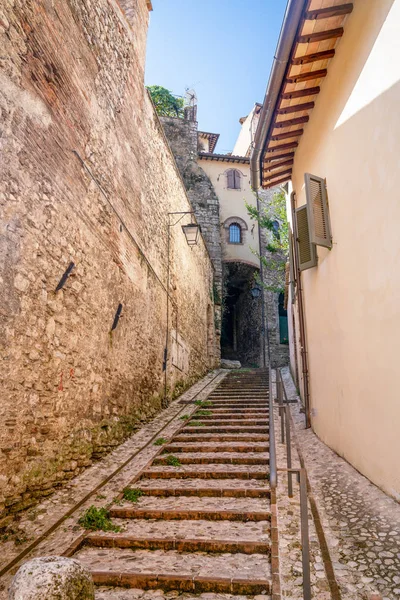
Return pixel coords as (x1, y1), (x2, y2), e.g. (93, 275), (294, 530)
(9, 556), (95, 599)
(220, 359), (241, 369)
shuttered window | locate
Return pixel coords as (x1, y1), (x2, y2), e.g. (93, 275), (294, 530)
(295, 205), (317, 271)
(305, 173), (332, 248)
(227, 169), (241, 190)
(229, 223), (242, 244)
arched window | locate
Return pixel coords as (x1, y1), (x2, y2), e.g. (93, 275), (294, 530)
(226, 169), (241, 190)
(229, 223), (242, 244)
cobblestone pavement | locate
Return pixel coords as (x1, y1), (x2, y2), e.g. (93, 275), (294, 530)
(281, 367), (400, 600)
(0, 370), (227, 598)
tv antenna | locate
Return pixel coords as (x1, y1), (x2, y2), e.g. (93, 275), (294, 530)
(184, 88), (198, 108)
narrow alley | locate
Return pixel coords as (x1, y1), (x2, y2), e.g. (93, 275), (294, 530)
(1, 0), (400, 598)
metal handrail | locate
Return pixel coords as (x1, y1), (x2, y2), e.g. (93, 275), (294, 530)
(277, 368), (311, 600)
(268, 364), (277, 490)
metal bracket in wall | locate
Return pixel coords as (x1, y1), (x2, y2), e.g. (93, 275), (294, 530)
(111, 303), (123, 331)
(55, 262), (75, 292)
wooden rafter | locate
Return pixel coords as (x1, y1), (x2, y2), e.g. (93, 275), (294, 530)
(271, 129), (303, 141)
(263, 176), (291, 189)
(281, 87), (320, 99)
(265, 141), (298, 153)
(277, 102), (314, 115)
(264, 158), (294, 172)
(264, 169), (292, 182)
(298, 27), (343, 44)
(287, 69), (327, 83)
(292, 49), (335, 65)
(306, 4), (353, 20)
(274, 115), (309, 127)
(264, 152), (295, 163)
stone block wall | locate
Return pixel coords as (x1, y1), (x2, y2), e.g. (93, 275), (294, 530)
(0, 0), (217, 519)
(160, 116), (222, 354)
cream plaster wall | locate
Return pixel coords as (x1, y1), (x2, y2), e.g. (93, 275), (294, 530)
(199, 159), (260, 267)
(290, 0), (400, 498)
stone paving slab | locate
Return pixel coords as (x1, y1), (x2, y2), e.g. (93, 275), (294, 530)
(114, 496), (270, 513)
(75, 547), (272, 580)
(95, 589), (262, 600)
(281, 366), (400, 600)
(0, 370), (227, 599)
(137, 479), (270, 490)
(85, 519), (271, 542)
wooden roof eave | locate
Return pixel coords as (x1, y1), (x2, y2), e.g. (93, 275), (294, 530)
(259, 0), (353, 189)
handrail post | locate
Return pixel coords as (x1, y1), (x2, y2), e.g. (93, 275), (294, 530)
(268, 365), (277, 490)
(285, 404), (293, 498)
(299, 468), (311, 600)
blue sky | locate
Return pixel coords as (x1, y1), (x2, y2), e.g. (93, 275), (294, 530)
(145, 0), (288, 154)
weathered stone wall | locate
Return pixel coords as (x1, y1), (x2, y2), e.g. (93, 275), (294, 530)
(160, 117), (223, 348)
(0, 0), (217, 519)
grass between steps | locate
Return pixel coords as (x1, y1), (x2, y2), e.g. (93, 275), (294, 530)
(123, 487), (144, 502)
(164, 455), (182, 467)
(79, 505), (122, 532)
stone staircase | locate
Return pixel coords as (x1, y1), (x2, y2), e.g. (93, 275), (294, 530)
(72, 369), (274, 598)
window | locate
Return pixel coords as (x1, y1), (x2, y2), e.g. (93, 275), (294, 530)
(227, 169), (241, 190)
(229, 223), (241, 244)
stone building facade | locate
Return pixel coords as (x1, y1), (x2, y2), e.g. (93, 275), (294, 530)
(161, 109), (289, 368)
(0, 0), (218, 519)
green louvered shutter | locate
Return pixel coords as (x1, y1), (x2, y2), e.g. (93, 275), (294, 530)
(295, 205), (317, 271)
(305, 173), (332, 248)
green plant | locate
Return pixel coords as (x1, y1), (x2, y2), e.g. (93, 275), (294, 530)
(165, 455), (181, 467)
(194, 399), (212, 406)
(187, 420), (205, 427)
(78, 506), (121, 532)
(154, 437), (168, 446)
(146, 85), (184, 118)
(123, 488), (143, 503)
(180, 414), (190, 420)
(196, 410), (212, 417)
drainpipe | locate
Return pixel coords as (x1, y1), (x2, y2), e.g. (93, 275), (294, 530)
(250, 0), (307, 191)
(256, 192), (269, 368)
(290, 191), (311, 428)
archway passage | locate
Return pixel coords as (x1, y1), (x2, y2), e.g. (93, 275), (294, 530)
(221, 262), (263, 367)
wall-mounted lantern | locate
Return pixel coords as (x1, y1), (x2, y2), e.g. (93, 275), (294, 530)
(250, 285), (262, 299)
(181, 223), (200, 246)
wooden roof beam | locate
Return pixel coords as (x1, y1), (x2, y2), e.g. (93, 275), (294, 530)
(265, 141), (298, 153)
(298, 28), (343, 44)
(264, 169), (292, 183)
(277, 102), (314, 115)
(264, 152), (295, 163)
(264, 158), (294, 172)
(282, 86), (320, 99)
(262, 175), (291, 189)
(271, 129), (303, 141)
(292, 50), (335, 65)
(306, 4), (353, 20)
(274, 115), (309, 127)
(287, 69), (327, 83)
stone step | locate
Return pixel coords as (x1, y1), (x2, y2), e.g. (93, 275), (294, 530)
(174, 433), (269, 442)
(96, 589), (271, 600)
(135, 478), (270, 498)
(207, 409), (269, 414)
(109, 506), (271, 522)
(140, 466), (268, 480)
(154, 453), (269, 465)
(75, 547), (271, 594)
(83, 519), (270, 554)
(188, 419), (268, 426)
(110, 495), (270, 515)
(174, 434), (269, 443)
(164, 443), (269, 453)
(182, 426), (269, 434)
